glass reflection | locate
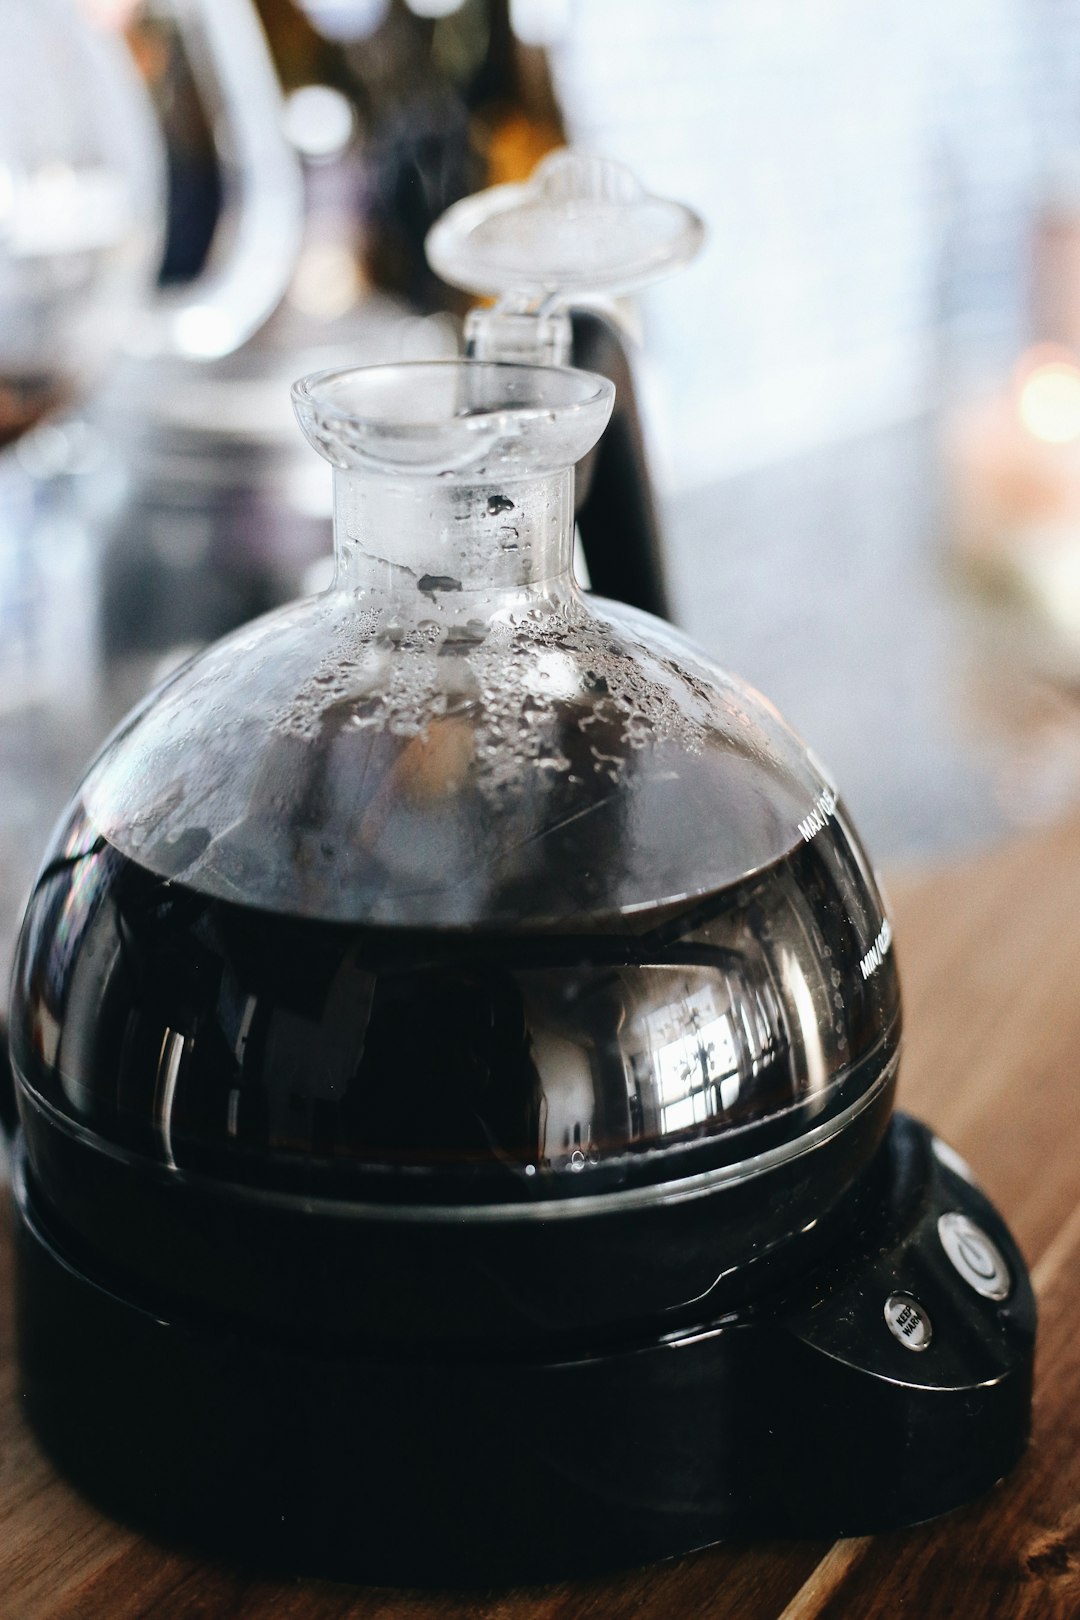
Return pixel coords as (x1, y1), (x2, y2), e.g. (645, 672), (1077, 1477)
(648, 989), (741, 1135)
(516, 964), (790, 1171)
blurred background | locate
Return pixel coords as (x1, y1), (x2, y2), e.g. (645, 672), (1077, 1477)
(7, 0), (1080, 974)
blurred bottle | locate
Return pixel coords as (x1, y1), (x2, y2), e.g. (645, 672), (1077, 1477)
(349, 0), (566, 312)
(0, 0), (160, 453)
(465, 0), (564, 186)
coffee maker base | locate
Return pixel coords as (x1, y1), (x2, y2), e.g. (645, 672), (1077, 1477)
(12, 1114), (1034, 1588)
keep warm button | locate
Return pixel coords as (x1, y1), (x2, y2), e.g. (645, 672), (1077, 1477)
(938, 1212), (1011, 1300)
(884, 1293), (933, 1351)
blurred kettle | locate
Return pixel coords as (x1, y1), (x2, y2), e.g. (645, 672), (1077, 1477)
(0, 0), (303, 440)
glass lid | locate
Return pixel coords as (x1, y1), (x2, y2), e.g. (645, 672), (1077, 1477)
(425, 149), (705, 302)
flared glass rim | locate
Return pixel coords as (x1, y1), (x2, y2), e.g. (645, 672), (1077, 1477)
(291, 359), (615, 476)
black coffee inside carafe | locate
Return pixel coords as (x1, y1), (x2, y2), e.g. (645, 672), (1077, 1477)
(12, 800), (899, 1207)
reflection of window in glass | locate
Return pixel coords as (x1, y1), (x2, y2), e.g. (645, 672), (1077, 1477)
(647, 984), (741, 1136)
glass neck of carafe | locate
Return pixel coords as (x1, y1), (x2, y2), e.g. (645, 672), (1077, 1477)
(331, 464), (577, 616)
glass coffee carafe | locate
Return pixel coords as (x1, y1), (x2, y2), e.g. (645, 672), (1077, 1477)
(14, 352), (899, 1201)
(12, 154), (900, 1209)
(6, 154), (1033, 1588)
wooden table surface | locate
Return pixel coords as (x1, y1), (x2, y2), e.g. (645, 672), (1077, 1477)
(1, 816), (1079, 1620)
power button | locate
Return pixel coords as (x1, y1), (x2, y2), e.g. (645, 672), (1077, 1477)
(938, 1212), (1011, 1300)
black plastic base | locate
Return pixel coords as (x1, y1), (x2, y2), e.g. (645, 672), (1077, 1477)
(13, 1114), (1035, 1587)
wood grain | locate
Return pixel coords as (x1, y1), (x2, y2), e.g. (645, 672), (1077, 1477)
(2, 816), (1079, 1619)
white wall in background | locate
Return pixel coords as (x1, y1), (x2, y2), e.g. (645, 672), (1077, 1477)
(553, 0), (1065, 488)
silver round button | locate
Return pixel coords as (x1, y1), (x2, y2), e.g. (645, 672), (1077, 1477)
(938, 1212), (1010, 1300)
(884, 1293), (932, 1351)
